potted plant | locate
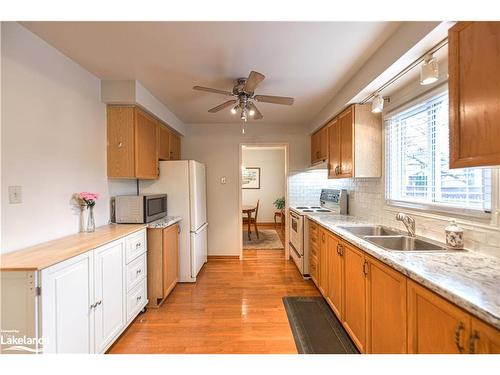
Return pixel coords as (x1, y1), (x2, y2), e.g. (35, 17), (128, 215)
(273, 197), (285, 211)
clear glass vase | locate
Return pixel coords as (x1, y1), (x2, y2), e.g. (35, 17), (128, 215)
(87, 206), (95, 232)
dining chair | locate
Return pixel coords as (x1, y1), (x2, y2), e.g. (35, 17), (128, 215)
(242, 200), (260, 239)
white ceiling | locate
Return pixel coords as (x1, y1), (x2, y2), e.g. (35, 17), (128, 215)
(22, 21), (401, 126)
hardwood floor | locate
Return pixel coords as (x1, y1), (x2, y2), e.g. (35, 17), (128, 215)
(108, 249), (319, 354)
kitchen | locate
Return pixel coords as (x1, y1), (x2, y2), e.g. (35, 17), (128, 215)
(0, 2), (499, 372)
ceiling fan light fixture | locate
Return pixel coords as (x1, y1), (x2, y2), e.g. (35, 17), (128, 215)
(248, 108), (255, 116)
(230, 105), (238, 115)
(371, 94), (384, 113)
(420, 53), (439, 85)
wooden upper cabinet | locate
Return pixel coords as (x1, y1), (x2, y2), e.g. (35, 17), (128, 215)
(135, 109), (159, 179)
(107, 106), (136, 178)
(311, 126), (328, 165)
(470, 317), (500, 354)
(366, 256), (407, 354)
(158, 126), (171, 161)
(327, 104), (381, 179)
(342, 243), (367, 352)
(449, 22), (500, 168)
(407, 280), (471, 354)
(107, 106), (158, 179)
(169, 133), (181, 160)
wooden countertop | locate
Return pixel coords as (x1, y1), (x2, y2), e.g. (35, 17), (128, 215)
(0, 224), (146, 271)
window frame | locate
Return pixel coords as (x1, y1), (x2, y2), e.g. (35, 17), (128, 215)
(383, 84), (493, 221)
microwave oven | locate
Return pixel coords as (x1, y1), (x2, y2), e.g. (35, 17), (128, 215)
(115, 194), (167, 224)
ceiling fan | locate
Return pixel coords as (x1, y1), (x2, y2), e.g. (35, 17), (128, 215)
(192, 71), (294, 123)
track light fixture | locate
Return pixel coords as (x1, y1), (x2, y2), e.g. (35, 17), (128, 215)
(420, 53), (439, 85)
(371, 94), (384, 113)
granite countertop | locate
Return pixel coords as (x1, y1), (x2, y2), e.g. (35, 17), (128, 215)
(305, 213), (500, 329)
(147, 216), (182, 229)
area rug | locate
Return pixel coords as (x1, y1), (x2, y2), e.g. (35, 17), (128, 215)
(242, 229), (283, 249)
(283, 296), (359, 354)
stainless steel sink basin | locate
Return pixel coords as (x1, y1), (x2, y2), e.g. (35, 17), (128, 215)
(337, 225), (400, 237)
(364, 235), (448, 252)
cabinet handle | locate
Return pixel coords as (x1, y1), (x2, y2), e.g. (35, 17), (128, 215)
(136, 295), (142, 303)
(135, 242), (141, 248)
(469, 330), (480, 354)
(363, 260), (369, 277)
(96, 300), (102, 306)
(322, 232), (325, 242)
(454, 322), (466, 353)
(136, 269), (142, 275)
(337, 243), (343, 256)
(118, 142), (123, 148)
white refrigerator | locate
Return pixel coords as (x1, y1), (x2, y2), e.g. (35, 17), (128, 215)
(140, 160), (208, 282)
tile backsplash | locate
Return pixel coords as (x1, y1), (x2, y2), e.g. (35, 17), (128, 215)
(289, 168), (500, 258)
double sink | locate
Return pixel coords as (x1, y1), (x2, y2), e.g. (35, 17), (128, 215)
(337, 225), (456, 252)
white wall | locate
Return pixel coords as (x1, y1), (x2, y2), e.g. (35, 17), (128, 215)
(1, 23), (110, 253)
(183, 122), (308, 256)
(242, 149), (285, 223)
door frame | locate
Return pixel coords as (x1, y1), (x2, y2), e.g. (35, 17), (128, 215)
(238, 142), (290, 260)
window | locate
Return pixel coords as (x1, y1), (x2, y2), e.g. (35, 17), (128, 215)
(385, 89), (492, 214)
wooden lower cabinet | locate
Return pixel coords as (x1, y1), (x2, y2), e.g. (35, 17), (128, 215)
(308, 222), (319, 285)
(147, 224), (179, 308)
(366, 256), (407, 353)
(342, 243), (367, 352)
(408, 280), (471, 354)
(309, 226), (500, 354)
(326, 232), (343, 319)
(470, 317), (500, 354)
(318, 228), (329, 296)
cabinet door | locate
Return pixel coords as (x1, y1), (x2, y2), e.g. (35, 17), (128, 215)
(318, 127), (328, 162)
(318, 228), (329, 296)
(93, 240), (125, 353)
(408, 280), (471, 353)
(41, 252), (94, 353)
(449, 22), (500, 168)
(366, 256), (407, 353)
(470, 317), (500, 354)
(107, 106), (135, 178)
(327, 119), (341, 178)
(162, 224), (179, 297)
(326, 233), (343, 320)
(169, 133), (181, 160)
(310, 132), (319, 164)
(339, 108), (353, 177)
(158, 126), (171, 161)
(135, 109), (159, 179)
(343, 243), (366, 352)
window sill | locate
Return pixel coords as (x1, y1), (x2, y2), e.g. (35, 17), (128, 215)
(384, 200), (500, 231)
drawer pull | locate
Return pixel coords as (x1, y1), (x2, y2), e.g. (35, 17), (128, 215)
(454, 322), (465, 353)
(469, 330), (480, 354)
(136, 269), (142, 275)
(136, 295), (142, 303)
(135, 242), (141, 248)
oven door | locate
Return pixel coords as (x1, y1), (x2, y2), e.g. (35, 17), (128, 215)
(288, 211), (303, 255)
(289, 242), (303, 274)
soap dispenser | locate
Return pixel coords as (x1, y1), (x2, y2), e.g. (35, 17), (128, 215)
(445, 220), (464, 249)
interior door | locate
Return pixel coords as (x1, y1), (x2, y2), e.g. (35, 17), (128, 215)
(41, 252), (94, 353)
(93, 239), (125, 353)
(189, 160), (207, 231)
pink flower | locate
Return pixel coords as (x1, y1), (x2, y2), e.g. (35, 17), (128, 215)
(77, 192), (100, 207)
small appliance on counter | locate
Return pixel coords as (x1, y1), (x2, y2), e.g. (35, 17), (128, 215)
(115, 194), (167, 224)
(289, 188), (348, 278)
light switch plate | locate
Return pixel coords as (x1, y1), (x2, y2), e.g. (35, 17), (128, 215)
(8, 186), (22, 204)
(220, 177), (227, 184)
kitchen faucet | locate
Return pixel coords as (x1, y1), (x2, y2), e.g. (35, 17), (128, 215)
(396, 213), (416, 237)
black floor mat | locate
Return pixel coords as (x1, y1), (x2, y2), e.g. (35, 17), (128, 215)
(283, 296), (359, 354)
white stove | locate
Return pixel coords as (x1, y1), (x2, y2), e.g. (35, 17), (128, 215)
(289, 189), (348, 277)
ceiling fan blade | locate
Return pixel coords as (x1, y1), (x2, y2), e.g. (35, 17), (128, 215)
(254, 95), (294, 105)
(208, 99), (237, 113)
(243, 71), (265, 94)
(248, 102), (263, 120)
(193, 86), (233, 96)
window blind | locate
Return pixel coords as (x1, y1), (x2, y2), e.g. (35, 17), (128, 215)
(385, 91), (491, 213)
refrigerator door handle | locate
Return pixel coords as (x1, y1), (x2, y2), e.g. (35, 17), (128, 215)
(191, 222), (208, 235)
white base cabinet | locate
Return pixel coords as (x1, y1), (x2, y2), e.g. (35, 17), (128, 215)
(1, 229), (147, 354)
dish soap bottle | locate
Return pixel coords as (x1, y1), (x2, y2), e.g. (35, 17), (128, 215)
(445, 220), (464, 249)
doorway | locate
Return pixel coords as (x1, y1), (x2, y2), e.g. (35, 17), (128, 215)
(239, 143), (289, 260)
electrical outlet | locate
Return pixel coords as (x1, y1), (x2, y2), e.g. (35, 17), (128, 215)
(8, 186), (22, 204)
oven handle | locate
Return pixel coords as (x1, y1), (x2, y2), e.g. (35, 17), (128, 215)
(289, 242), (302, 259)
(289, 211), (300, 220)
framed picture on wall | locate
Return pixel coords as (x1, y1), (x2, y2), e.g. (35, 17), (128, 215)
(242, 167), (261, 189)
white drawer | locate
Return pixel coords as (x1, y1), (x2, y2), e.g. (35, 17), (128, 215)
(126, 278), (147, 323)
(125, 229), (146, 264)
(126, 253), (146, 292)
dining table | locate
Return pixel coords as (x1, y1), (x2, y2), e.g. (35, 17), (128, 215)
(242, 204), (257, 240)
